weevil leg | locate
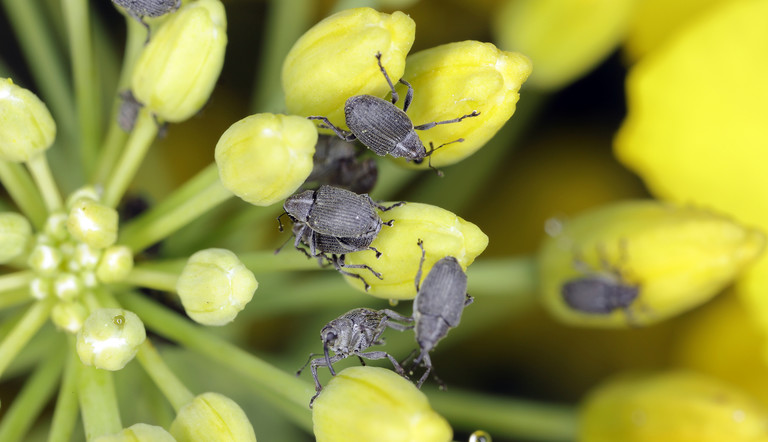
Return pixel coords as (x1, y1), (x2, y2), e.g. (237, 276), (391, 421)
(357, 356), (367, 366)
(357, 351), (408, 377)
(400, 79), (414, 112)
(380, 309), (414, 326)
(276, 212), (290, 232)
(307, 116), (356, 142)
(464, 293), (475, 307)
(334, 255), (383, 279)
(413, 111), (481, 131)
(370, 199), (406, 212)
(415, 239), (426, 293)
(296, 353), (322, 376)
(368, 246), (382, 259)
(375, 52), (400, 105)
(416, 352), (432, 388)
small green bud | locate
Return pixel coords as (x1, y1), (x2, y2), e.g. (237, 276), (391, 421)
(176, 248), (258, 326)
(43, 212), (69, 243)
(29, 277), (52, 300)
(65, 186), (101, 210)
(215, 113), (316, 206)
(96, 246), (134, 283)
(51, 301), (88, 333)
(93, 423), (176, 442)
(170, 392), (257, 442)
(132, 0), (227, 122)
(0, 78), (56, 162)
(0, 212), (32, 263)
(28, 244), (63, 276)
(54, 272), (82, 301)
(72, 243), (102, 271)
(67, 197), (119, 249)
(76, 308), (146, 371)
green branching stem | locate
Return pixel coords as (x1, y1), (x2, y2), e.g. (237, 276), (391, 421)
(47, 336), (80, 442)
(0, 298), (55, 379)
(136, 340), (195, 412)
(78, 365), (122, 439)
(0, 161), (47, 229)
(26, 152), (63, 213)
(0, 271), (35, 295)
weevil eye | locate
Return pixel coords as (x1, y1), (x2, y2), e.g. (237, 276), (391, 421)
(413, 158), (423, 165)
(323, 330), (338, 345)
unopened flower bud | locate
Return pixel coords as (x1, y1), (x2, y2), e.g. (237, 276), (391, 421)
(76, 308), (146, 371)
(51, 301), (88, 333)
(580, 371), (768, 441)
(494, 0), (633, 90)
(0, 78), (56, 162)
(28, 244), (63, 276)
(176, 248), (258, 325)
(0, 212), (32, 263)
(170, 392), (257, 442)
(54, 272), (82, 301)
(30, 277), (52, 300)
(215, 113), (316, 206)
(43, 212), (69, 242)
(282, 7), (415, 126)
(93, 423), (176, 442)
(96, 246), (134, 283)
(397, 41), (531, 168)
(343, 202), (488, 299)
(313, 366), (452, 442)
(67, 197), (119, 249)
(538, 201), (765, 328)
(65, 186), (101, 210)
(131, 0), (227, 123)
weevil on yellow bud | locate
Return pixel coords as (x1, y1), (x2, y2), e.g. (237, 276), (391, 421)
(282, 7), (415, 126)
(216, 113), (316, 206)
(131, 0), (227, 123)
(538, 200), (765, 328)
(494, 0), (633, 90)
(76, 308), (147, 371)
(67, 197), (119, 249)
(396, 41), (531, 168)
(0, 212), (32, 263)
(93, 423), (176, 442)
(170, 392), (257, 442)
(176, 248), (258, 326)
(0, 78), (56, 162)
(313, 366), (452, 442)
(342, 202), (488, 299)
(579, 371), (768, 442)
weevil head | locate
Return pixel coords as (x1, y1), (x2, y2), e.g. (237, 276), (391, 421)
(283, 189), (315, 222)
(320, 318), (353, 357)
(394, 131), (427, 162)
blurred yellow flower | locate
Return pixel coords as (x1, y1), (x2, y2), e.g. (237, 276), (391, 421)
(0, 78), (56, 162)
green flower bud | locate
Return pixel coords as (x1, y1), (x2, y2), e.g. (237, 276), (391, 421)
(538, 201), (765, 328)
(343, 202), (488, 299)
(131, 0), (227, 123)
(0, 78), (56, 162)
(76, 308), (146, 371)
(176, 248), (258, 326)
(0, 212), (32, 263)
(54, 272), (82, 301)
(93, 423), (176, 442)
(28, 244), (63, 276)
(313, 366), (452, 442)
(65, 186), (101, 210)
(67, 196), (119, 249)
(43, 212), (69, 243)
(215, 113), (316, 206)
(396, 41), (532, 168)
(580, 371), (768, 441)
(282, 7), (415, 126)
(51, 301), (88, 333)
(170, 392), (257, 442)
(29, 276), (52, 300)
(72, 243), (102, 271)
(96, 246), (134, 283)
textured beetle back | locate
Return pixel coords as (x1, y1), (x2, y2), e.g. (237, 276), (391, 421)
(306, 186), (382, 238)
(345, 95), (414, 157)
(415, 257), (468, 327)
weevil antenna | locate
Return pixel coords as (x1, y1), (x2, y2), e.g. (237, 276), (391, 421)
(323, 332), (337, 376)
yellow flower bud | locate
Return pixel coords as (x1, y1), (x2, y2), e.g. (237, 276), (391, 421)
(342, 202), (488, 299)
(93, 423), (176, 442)
(396, 41), (531, 168)
(170, 392), (257, 442)
(0, 78), (56, 162)
(538, 201), (765, 328)
(313, 366), (452, 442)
(76, 308), (147, 371)
(215, 113), (316, 206)
(282, 7), (415, 126)
(51, 301), (88, 334)
(131, 0), (227, 123)
(494, 0), (634, 90)
(176, 248), (258, 326)
(579, 371), (768, 442)
(0, 212), (32, 263)
(96, 245), (134, 283)
(67, 197), (119, 249)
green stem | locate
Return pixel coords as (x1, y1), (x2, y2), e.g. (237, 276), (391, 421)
(0, 161), (47, 229)
(0, 289), (34, 311)
(118, 165), (232, 253)
(0, 337), (66, 442)
(467, 256), (538, 296)
(48, 336), (80, 442)
(135, 340), (195, 412)
(102, 108), (158, 207)
(62, 0), (100, 177)
(0, 271), (35, 294)
(119, 291), (313, 431)
(428, 387), (578, 441)
(78, 365), (122, 439)
(123, 267), (179, 292)
(0, 298), (55, 379)
(26, 152), (63, 213)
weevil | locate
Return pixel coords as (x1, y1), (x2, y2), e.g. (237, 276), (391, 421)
(117, 90), (142, 132)
(306, 135), (378, 194)
(561, 242), (640, 316)
(308, 52), (480, 173)
(410, 239), (473, 388)
(297, 307), (413, 407)
(112, 0), (181, 31)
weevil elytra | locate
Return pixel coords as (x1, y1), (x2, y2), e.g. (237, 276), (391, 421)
(306, 135), (378, 194)
(112, 0), (181, 30)
(308, 52), (479, 174)
(297, 307), (413, 407)
(410, 239), (473, 388)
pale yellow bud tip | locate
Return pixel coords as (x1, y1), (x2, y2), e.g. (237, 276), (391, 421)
(93, 423), (176, 442)
(0, 78), (56, 162)
(67, 197), (119, 249)
(76, 308), (147, 370)
(0, 212), (32, 263)
(170, 392), (257, 442)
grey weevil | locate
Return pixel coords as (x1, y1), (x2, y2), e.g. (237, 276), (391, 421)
(305, 135), (378, 194)
(410, 239), (473, 388)
(297, 307), (413, 407)
(117, 90), (142, 132)
(308, 52), (480, 173)
(111, 0), (181, 31)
